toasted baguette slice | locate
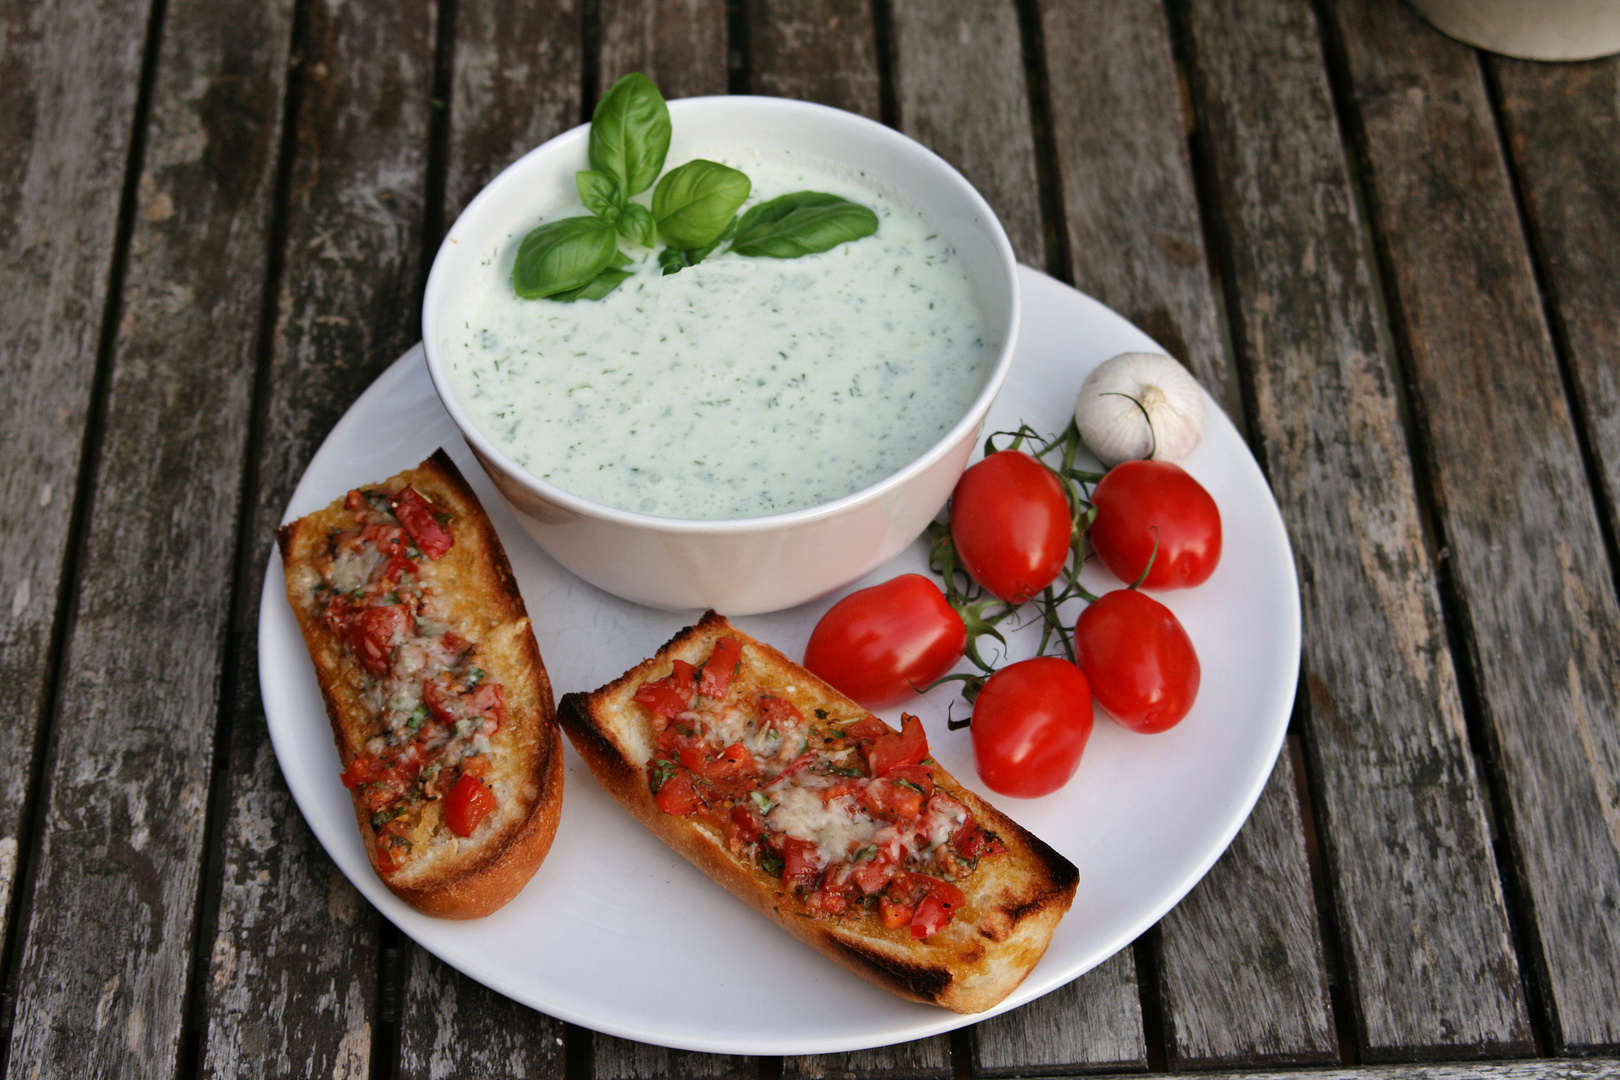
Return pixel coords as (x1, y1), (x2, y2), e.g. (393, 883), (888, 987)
(558, 612), (1077, 1013)
(278, 450), (563, 918)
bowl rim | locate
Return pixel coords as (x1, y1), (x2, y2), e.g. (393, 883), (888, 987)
(422, 93), (1021, 535)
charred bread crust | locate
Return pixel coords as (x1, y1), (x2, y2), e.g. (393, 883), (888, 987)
(557, 611), (1078, 1013)
(279, 450), (563, 918)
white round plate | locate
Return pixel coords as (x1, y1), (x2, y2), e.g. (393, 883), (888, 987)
(259, 265), (1300, 1055)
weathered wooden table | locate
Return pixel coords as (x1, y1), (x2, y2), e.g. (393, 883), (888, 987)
(4, 0), (1618, 1076)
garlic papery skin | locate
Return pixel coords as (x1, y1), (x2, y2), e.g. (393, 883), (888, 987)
(1074, 352), (1206, 466)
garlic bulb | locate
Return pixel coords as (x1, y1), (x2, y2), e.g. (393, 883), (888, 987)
(1074, 352), (1206, 466)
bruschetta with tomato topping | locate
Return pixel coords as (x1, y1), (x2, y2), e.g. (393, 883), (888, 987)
(278, 451), (563, 918)
(558, 612), (1077, 1013)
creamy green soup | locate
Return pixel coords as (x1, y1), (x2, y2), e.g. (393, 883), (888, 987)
(447, 146), (992, 520)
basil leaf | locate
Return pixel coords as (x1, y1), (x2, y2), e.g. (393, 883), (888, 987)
(512, 215), (619, 299)
(617, 202), (655, 247)
(730, 191), (879, 258)
(657, 246), (691, 276)
(653, 159), (751, 250)
(589, 72), (670, 196)
(576, 170), (624, 222)
(656, 217), (736, 275)
(551, 266), (633, 302)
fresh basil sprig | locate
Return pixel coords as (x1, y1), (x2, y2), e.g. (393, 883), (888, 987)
(730, 191), (880, 257)
(653, 159), (751, 250)
(513, 72), (882, 301)
(512, 216), (620, 300)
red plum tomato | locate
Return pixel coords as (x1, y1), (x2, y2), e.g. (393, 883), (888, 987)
(804, 574), (966, 709)
(970, 657), (1093, 798)
(1089, 460), (1221, 589)
(1076, 589), (1200, 733)
(950, 450), (1071, 604)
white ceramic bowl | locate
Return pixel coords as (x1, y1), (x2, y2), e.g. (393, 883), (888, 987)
(422, 95), (1019, 614)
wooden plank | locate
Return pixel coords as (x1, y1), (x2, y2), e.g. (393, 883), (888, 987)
(1034, 0), (1228, 408)
(543, 8), (747, 1077)
(443, 0), (584, 225)
(1156, 748), (1335, 1066)
(726, 9), (940, 1073)
(600, 0), (729, 101)
(744, 0), (880, 119)
(593, 1037), (756, 1080)
(1029, 2), (1345, 1070)
(782, 1036), (950, 1080)
(398, 948), (566, 1080)
(1489, 54), (1620, 649)
(1165, 1062), (1620, 1080)
(395, 0), (589, 1067)
(1325, 0), (1620, 1053)
(736, 12), (956, 1074)
(887, 0), (1045, 268)
(0, 0), (297, 1073)
(201, 0), (442, 1073)
(1178, 0), (1530, 1060)
(969, 948), (1147, 1076)
(0, 0), (150, 993)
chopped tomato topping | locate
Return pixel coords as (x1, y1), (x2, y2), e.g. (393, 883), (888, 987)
(391, 485), (455, 560)
(681, 742), (756, 800)
(348, 604), (412, 676)
(374, 843), (405, 874)
(635, 660), (699, 718)
(842, 716), (891, 742)
(656, 722), (703, 758)
(805, 882), (855, 915)
(952, 813), (1005, 860)
(699, 637), (743, 698)
(360, 523), (406, 554)
(775, 751), (819, 782)
(879, 896), (912, 930)
(316, 486), (508, 875)
(654, 768), (704, 815)
(632, 660), (1000, 933)
(886, 872), (965, 939)
(862, 777), (925, 822)
(779, 836), (822, 888)
(928, 793), (970, 822)
(423, 676), (460, 726)
(851, 850), (898, 895)
(911, 893), (952, 939)
(884, 763), (935, 801)
(693, 742), (751, 777)
(757, 694), (804, 732)
(817, 778), (865, 803)
(464, 682), (506, 728)
(729, 803), (764, 845)
(390, 742), (426, 784)
(445, 773), (497, 837)
(379, 552), (417, 584)
(341, 757), (389, 789)
(925, 875), (966, 909)
(866, 713), (929, 777)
